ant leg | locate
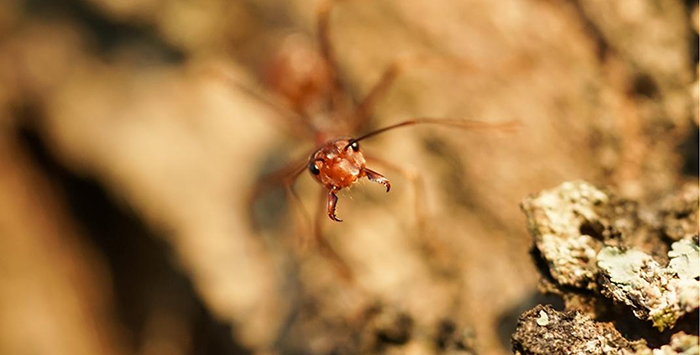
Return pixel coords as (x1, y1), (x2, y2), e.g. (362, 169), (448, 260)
(284, 182), (315, 249)
(364, 154), (427, 236)
(316, 0), (336, 72)
(316, 0), (350, 111)
(255, 164), (354, 282)
(202, 63), (317, 140)
(248, 159), (306, 215)
(365, 154), (460, 277)
(349, 61), (404, 133)
(315, 187), (355, 281)
(326, 187), (342, 222)
(349, 56), (480, 133)
(247, 157), (315, 246)
(363, 167), (391, 192)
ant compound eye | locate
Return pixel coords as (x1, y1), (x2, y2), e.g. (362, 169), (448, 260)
(350, 141), (360, 152)
(309, 160), (321, 175)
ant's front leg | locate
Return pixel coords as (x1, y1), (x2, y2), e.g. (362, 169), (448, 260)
(315, 188), (355, 282)
(327, 187), (342, 222)
(364, 154), (424, 234)
(363, 167), (391, 192)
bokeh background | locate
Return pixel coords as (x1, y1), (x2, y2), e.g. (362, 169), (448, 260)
(0, 0), (697, 354)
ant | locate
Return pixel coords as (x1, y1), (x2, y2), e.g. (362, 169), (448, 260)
(223, 0), (517, 275)
(307, 118), (517, 222)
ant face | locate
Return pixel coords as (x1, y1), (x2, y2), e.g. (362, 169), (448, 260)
(308, 138), (366, 190)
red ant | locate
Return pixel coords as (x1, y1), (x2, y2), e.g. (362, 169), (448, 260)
(307, 118), (517, 222)
(221, 0), (517, 273)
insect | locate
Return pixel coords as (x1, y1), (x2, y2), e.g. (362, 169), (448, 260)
(220, 0), (518, 263)
(306, 118), (517, 222)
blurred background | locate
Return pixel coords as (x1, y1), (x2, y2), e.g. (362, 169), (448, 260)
(0, 0), (697, 354)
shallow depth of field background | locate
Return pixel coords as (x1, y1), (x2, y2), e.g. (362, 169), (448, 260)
(0, 0), (697, 354)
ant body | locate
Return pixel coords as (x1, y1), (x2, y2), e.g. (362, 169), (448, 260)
(232, 0), (517, 255)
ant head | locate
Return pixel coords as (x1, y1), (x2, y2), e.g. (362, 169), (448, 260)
(308, 138), (366, 189)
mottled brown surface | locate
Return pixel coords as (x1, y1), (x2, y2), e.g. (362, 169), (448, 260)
(0, 0), (696, 354)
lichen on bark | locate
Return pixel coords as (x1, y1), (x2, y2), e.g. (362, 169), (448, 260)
(597, 240), (699, 330)
(516, 181), (699, 354)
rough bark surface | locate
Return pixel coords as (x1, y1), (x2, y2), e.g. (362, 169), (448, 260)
(517, 181), (699, 354)
(0, 0), (696, 354)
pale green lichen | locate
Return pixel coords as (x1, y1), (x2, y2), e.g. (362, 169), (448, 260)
(597, 241), (700, 330)
(597, 247), (650, 287)
(668, 239), (700, 279)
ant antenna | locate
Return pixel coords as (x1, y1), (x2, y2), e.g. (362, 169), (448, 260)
(344, 118), (520, 150)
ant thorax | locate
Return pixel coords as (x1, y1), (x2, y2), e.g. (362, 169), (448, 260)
(308, 138), (366, 190)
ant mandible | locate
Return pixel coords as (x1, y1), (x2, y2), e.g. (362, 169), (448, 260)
(234, 0), (518, 237)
